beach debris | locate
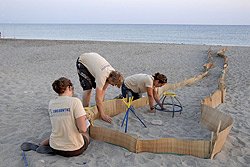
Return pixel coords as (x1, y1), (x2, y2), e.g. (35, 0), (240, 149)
(39, 159), (45, 163)
(75, 161), (88, 165)
(150, 119), (163, 126)
(23, 90), (34, 94)
(124, 152), (133, 157)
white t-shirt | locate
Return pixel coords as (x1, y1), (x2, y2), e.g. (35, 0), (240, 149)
(124, 74), (154, 93)
(78, 52), (115, 89)
(49, 96), (86, 151)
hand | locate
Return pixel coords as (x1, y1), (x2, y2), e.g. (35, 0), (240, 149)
(149, 106), (156, 113)
(101, 114), (112, 124)
(82, 132), (90, 145)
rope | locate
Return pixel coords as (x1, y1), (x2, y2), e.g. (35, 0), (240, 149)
(22, 151), (28, 167)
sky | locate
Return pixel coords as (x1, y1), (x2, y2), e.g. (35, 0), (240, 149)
(0, 0), (250, 25)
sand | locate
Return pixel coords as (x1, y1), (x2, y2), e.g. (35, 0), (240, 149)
(0, 39), (249, 167)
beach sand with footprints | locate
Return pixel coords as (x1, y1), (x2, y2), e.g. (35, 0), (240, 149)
(0, 39), (249, 167)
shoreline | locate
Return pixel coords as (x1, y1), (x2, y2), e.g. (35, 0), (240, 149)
(0, 39), (249, 166)
(1, 38), (250, 47)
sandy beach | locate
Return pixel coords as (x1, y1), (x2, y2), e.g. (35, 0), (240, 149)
(0, 39), (249, 167)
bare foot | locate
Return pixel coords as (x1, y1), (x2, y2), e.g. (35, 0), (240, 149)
(149, 109), (156, 113)
(39, 139), (49, 146)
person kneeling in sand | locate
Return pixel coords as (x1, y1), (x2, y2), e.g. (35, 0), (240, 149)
(76, 52), (123, 123)
(121, 73), (167, 112)
(21, 77), (90, 157)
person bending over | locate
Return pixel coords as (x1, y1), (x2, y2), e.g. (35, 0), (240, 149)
(76, 52), (123, 123)
(121, 73), (167, 112)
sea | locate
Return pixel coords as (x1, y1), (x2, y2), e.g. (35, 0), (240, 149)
(0, 24), (250, 46)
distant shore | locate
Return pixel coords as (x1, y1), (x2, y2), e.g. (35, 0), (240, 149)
(1, 38), (250, 47)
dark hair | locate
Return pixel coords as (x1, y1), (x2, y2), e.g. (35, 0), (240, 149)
(52, 77), (73, 94)
(153, 72), (167, 83)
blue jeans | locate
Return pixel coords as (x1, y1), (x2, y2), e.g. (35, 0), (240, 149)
(121, 83), (141, 100)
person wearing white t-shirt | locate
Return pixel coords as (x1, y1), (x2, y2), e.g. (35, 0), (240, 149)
(76, 52), (123, 123)
(121, 73), (167, 112)
(42, 77), (90, 156)
(21, 77), (90, 157)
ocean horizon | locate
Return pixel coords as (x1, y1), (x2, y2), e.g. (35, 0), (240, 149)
(0, 23), (250, 46)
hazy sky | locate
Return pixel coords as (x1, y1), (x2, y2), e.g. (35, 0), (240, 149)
(0, 0), (249, 25)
